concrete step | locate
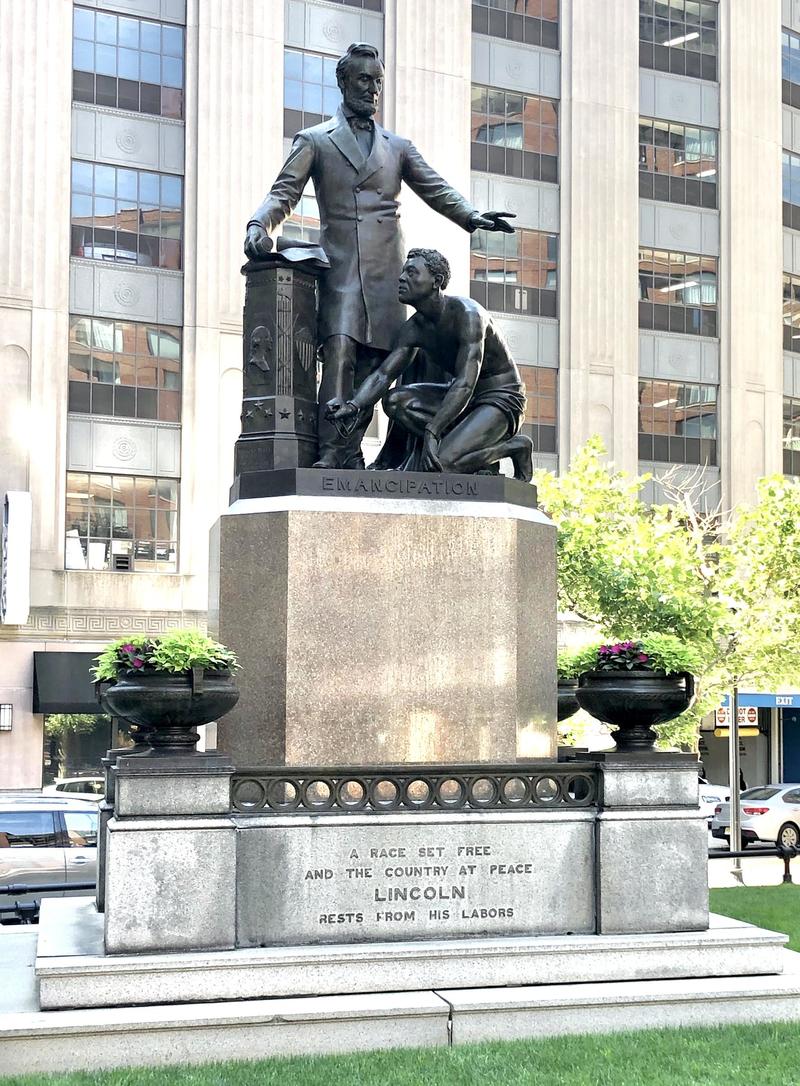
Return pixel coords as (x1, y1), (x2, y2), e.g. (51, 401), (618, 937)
(2, 940), (800, 1076)
(36, 898), (789, 1010)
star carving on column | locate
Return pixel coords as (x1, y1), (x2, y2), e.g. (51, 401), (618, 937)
(297, 410), (304, 422)
(254, 400), (265, 414)
(244, 408), (255, 419)
(279, 409), (291, 420)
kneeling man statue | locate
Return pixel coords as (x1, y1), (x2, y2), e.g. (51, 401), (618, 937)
(326, 248), (534, 481)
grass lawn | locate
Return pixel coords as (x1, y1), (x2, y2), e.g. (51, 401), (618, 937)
(4, 886), (799, 1086)
(709, 883), (800, 951)
(5, 1026), (800, 1086)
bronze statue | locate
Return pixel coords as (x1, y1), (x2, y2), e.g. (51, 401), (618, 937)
(325, 249), (533, 481)
(244, 42), (514, 469)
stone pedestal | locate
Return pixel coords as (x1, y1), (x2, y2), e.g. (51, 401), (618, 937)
(208, 475), (557, 767)
(595, 753), (708, 934)
(104, 754), (235, 954)
(232, 259), (321, 492)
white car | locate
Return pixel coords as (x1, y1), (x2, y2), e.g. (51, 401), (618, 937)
(711, 784), (800, 849)
(42, 777), (104, 804)
(699, 778), (730, 827)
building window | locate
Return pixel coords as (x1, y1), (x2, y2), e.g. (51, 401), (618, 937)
(324, 0), (383, 7)
(70, 160), (183, 270)
(284, 50), (340, 138)
(639, 0), (718, 82)
(72, 6), (184, 119)
(283, 191), (322, 245)
(68, 317), (181, 422)
(783, 151), (800, 230)
(471, 86), (558, 184)
(470, 230), (558, 318)
(784, 273), (800, 351)
(783, 28), (800, 108)
(638, 249), (717, 337)
(784, 396), (800, 476)
(65, 473), (179, 573)
(638, 118), (717, 208)
(471, 1), (559, 50)
(638, 379), (718, 465)
(520, 365), (557, 453)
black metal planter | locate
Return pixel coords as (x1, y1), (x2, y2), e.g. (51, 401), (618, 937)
(100, 668), (239, 755)
(557, 679), (579, 722)
(575, 670), (695, 752)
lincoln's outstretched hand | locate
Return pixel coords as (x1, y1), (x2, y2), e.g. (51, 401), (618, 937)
(472, 211), (516, 233)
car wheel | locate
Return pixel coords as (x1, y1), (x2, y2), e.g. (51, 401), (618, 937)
(778, 822), (800, 850)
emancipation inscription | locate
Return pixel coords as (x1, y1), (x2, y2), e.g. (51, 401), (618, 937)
(236, 814), (595, 945)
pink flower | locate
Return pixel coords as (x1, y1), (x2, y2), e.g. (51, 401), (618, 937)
(637, 653), (649, 662)
(121, 644), (135, 653)
(609, 645), (621, 655)
(132, 658), (144, 668)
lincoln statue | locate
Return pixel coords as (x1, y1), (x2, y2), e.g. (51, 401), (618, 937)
(244, 42), (514, 469)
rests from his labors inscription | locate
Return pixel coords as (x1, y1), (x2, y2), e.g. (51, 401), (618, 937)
(326, 248), (533, 481)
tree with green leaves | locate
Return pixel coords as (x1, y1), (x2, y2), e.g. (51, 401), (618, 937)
(535, 438), (800, 748)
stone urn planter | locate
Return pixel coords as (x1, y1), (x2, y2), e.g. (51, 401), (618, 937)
(101, 668), (239, 755)
(93, 630), (240, 756)
(557, 679), (580, 722)
(575, 670), (695, 753)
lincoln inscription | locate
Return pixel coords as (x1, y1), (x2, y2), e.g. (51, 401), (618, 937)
(236, 815), (596, 946)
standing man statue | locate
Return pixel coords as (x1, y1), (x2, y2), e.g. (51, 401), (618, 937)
(244, 42), (515, 469)
(325, 248), (534, 481)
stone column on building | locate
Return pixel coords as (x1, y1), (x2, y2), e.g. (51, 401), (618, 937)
(0, 0), (73, 786)
(384, 0), (473, 295)
(558, 0), (640, 474)
(718, 0), (783, 508)
(182, 0), (286, 605)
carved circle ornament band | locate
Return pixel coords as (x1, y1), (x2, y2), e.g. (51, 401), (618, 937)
(112, 436), (138, 461)
(322, 20), (343, 42)
(115, 131), (139, 154)
(113, 284), (141, 307)
(231, 764), (598, 815)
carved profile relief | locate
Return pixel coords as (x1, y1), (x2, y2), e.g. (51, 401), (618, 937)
(247, 325), (272, 373)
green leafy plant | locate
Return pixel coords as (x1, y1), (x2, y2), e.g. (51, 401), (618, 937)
(580, 633), (703, 676)
(92, 629), (238, 682)
(557, 646), (599, 682)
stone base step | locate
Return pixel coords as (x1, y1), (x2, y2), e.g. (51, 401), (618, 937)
(2, 937), (800, 1076)
(36, 898), (787, 1010)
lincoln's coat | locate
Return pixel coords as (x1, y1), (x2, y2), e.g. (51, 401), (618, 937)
(249, 108), (478, 352)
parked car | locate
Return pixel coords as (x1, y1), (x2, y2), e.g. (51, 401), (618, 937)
(0, 794), (97, 923)
(42, 776), (104, 803)
(699, 778), (730, 828)
(711, 784), (800, 848)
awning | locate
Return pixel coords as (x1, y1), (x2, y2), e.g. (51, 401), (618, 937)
(721, 691), (800, 710)
(32, 652), (101, 715)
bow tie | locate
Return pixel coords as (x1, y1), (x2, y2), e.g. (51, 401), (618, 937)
(349, 117), (374, 132)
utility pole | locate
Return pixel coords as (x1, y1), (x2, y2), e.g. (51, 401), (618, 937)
(729, 685), (743, 883)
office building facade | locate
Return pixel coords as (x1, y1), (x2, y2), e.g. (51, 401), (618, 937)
(0, 0), (791, 786)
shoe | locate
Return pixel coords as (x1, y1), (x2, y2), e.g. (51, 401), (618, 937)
(312, 456), (341, 469)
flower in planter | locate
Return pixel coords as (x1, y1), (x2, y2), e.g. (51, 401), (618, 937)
(92, 629), (239, 683)
(581, 632), (705, 678)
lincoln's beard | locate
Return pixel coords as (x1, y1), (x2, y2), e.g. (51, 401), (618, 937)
(342, 89), (380, 118)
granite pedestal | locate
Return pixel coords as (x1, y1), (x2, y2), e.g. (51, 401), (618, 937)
(209, 473), (557, 767)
